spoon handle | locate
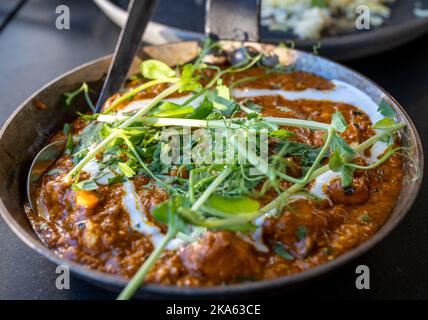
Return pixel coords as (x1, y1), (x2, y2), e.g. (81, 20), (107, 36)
(95, 0), (159, 113)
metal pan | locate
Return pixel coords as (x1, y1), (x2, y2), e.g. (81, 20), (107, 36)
(0, 1), (423, 298)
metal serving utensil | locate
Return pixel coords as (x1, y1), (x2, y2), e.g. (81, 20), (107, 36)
(26, 0), (159, 213)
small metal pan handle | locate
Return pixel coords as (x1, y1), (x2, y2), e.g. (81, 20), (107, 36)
(205, 0), (260, 42)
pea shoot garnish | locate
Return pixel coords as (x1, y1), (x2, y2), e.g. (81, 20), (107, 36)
(58, 40), (405, 300)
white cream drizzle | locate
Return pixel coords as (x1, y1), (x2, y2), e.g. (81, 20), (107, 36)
(81, 160), (116, 185)
(82, 160), (99, 176)
(249, 208), (278, 252)
(121, 181), (184, 250)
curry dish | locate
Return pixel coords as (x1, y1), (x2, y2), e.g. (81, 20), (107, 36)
(25, 44), (404, 298)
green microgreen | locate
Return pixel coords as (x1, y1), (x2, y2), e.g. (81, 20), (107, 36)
(296, 225), (307, 241)
(107, 175), (126, 185)
(63, 82), (95, 112)
(374, 117), (396, 129)
(269, 129), (295, 139)
(118, 162), (136, 178)
(140, 59), (176, 80)
(71, 179), (98, 191)
(360, 214), (371, 223)
(274, 244), (295, 261)
(331, 111), (348, 133)
(378, 100), (396, 119)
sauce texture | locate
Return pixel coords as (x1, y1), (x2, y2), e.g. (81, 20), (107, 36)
(26, 67), (403, 286)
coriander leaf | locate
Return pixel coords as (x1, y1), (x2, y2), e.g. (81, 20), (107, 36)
(296, 225), (307, 241)
(186, 97), (213, 119)
(71, 179), (98, 191)
(157, 101), (181, 111)
(140, 59), (176, 80)
(341, 166), (354, 188)
(153, 198), (190, 234)
(274, 141), (325, 167)
(77, 112), (99, 121)
(269, 129), (295, 139)
(373, 117), (396, 129)
(212, 85), (231, 111)
(152, 200), (169, 225)
(274, 244), (294, 261)
(328, 148), (354, 187)
(180, 64), (194, 82)
(206, 195), (260, 215)
(331, 112), (347, 133)
(108, 175), (126, 185)
(72, 122), (104, 162)
(153, 106), (194, 118)
(247, 112), (259, 120)
(218, 222), (256, 233)
(378, 100), (396, 119)
(65, 134), (74, 154)
(209, 93), (239, 115)
(179, 81), (202, 93)
(63, 82), (91, 108)
(100, 123), (115, 140)
(178, 64), (202, 93)
(331, 133), (355, 158)
(118, 162), (136, 178)
(63, 123), (72, 135)
(328, 149), (345, 172)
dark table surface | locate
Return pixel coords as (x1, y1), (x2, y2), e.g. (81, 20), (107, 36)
(0, 0), (427, 300)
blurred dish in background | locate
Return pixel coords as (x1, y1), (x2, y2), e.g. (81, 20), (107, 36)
(94, 0), (428, 60)
(261, 0), (395, 40)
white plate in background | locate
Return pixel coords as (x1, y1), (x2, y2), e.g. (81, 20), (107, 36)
(93, 0), (203, 44)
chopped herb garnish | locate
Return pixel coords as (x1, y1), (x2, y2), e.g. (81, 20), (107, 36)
(296, 225), (307, 241)
(118, 162), (136, 178)
(323, 247), (333, 256)
(71, 179), (98, 191)
(331, 111), (348, 133)
(360, 214), (371, 223)
(378, 100), (396, 119)
(269, 129), (295, 139)
(63, 82), (95, 112)
(374, 117), (396, 130)
(243, 100), (263, 113)
(47, 168), (65, 176)
(274, 244), (295, 261)
(65, 133), (74, 154)
(54, 40), (405, 300)
(108, 176), (126, 185)
(63, 123), (72, 135)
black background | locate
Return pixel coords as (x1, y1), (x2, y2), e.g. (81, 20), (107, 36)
(0, 0), (427, 300)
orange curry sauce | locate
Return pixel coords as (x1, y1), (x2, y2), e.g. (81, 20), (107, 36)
(26, 68), (403, 286)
